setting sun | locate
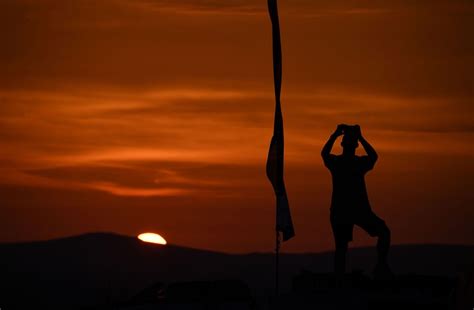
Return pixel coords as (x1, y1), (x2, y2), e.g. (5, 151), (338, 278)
(138, 233), (167, 245)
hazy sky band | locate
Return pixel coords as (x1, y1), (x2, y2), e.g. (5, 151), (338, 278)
(0, 0), (472, 252)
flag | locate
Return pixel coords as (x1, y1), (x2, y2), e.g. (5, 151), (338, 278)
(266, 0), (295, 242)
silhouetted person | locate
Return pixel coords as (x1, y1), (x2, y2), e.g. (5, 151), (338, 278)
(322, 124), (392, 280)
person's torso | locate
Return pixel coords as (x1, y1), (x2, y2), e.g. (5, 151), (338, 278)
(330, 155), (371, 213)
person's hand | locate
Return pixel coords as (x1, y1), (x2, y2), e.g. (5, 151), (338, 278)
(334, 124), (347, 137)
(354, 124), (362, 139)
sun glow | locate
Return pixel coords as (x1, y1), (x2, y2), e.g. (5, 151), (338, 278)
(138, 233), (167, 245)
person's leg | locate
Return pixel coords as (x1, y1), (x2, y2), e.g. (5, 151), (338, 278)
(357, 212), (392, 275)
(334, 240), (348, 276)
(376, 223), (391, 266)
(330, 212), (352, 277)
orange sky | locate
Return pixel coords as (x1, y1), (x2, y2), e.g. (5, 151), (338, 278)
(0, 0), (473, 253)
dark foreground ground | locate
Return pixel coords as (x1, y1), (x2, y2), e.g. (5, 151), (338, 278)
(1, 233), (472, 309)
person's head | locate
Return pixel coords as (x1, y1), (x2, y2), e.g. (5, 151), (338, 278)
(341, 127), (359, 154)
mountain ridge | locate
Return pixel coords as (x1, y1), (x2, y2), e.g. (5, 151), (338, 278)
(2, 231), (471, 255)
(1, 232), (472, 309)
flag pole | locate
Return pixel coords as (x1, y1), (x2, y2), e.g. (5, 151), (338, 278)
(267, 0), (295, 299)
(275, 230), (281, 296)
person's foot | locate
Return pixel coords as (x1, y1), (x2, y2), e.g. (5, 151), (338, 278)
(373, 262), (394, 281)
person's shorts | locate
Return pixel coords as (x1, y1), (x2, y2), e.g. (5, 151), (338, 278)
(330, 210), (388, 243)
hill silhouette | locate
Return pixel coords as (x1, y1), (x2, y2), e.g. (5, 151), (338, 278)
(1, 233), (472, 309)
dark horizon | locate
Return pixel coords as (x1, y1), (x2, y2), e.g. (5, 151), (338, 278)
(2, 231), (472, 309)
(1, 231), (472, 255)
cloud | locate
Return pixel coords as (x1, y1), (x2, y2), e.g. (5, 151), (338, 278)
(121, 0), (474, 16)
(123, 0), (265, 15)
(1, 0), (472, 99)
(0, 0), (473, 251)
(87, 182), (192, 197)
(0, 152), (267, 198)
(1, 84), (472, 200)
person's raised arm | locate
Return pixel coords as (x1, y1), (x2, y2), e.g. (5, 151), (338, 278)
(355, 125), (378, 166)
(322, 124), (344, 166)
